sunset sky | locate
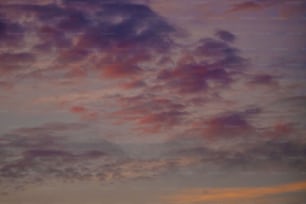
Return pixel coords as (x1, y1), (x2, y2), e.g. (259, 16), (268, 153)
(0, 0), (306, 203)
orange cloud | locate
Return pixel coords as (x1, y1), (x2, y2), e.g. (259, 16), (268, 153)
(165, 181), (306, 203)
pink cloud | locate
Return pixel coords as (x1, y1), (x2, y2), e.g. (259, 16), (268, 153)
(101, 63), (141, 79)
(111, 95), (187, 133)
(70, 105), (99, 121)
(120, 79), (146, 90)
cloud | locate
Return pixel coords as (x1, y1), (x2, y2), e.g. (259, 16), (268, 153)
(0, 0), (176, 82)
(0, 52), (36, 76)
(227, 0), (305, 15)
(215, 30), (236, 43)
(163, 103), (305, 171)
(0, 0), (304, 198)
(0, 18), (25, 47)
(248, 73), (279, 87)
(0, 122), (125, 191)
(112, 95), (187, 133)
(67, 2), (174, 49)
(201, 113), (251, 136)
(157, 36), (246, 94)
(0, 81), (13, 90)
(167, 133), (306, 172)
(70, 105), (99, 121)
(0, 0), (250, 139)
(13, 122), (89, 135)
(135, 110), (187, 133)
(96, 156), (198, 182)
(0, 122), (199, 192)
(101, 62), (142, 79)
(120, 79), (146, 89)
(187, 109), (258, 140)
(2, 122), (304, 194)
(280, 1), (306, 18)
(228, 1), (263, 13)
(245, 139), (306, 169)
(165, 181), (306, 203)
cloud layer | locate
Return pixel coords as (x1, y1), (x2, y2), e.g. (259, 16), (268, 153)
(0, 0), (305, 199)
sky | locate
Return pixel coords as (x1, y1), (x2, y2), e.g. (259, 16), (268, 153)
(0, 0), (306, 203)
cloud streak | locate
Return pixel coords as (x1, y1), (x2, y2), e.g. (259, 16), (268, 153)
(166, 181), (306, 203)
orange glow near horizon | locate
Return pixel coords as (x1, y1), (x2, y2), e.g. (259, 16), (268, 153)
(166, 181), (306, 203)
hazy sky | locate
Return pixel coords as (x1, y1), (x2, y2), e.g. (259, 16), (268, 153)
(0, 0), (306, 203)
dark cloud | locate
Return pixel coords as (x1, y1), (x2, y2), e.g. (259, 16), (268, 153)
(247, 139), (306, 168)
(0, 122), (127, 192)
(157, 37), (246, 94)
(194, 38), (242, 66)
(215, 30), (236, 43)
(0, 0), (245, 100)
(0, 18), (25, 47)
(0, 0), (176, 81)
(0, 52), (35, 76)
(57, 11), (91, 32)
(214, 139), (306, 171)
(14, 122), (89, 135)
(98, 29), (248, 134)
(0, 122), (89, 152)
(70, 2), (175, 62)
(167, 136), (306, 172)
(0, 148), (110, 186)
(248, 73), (279, 86)
(8, 4), (64, 21)
(190, 112), (255, 140)
(161, 102), (304, 172)
(0, 123), (198, 194)
(268, 95), (306, 127)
